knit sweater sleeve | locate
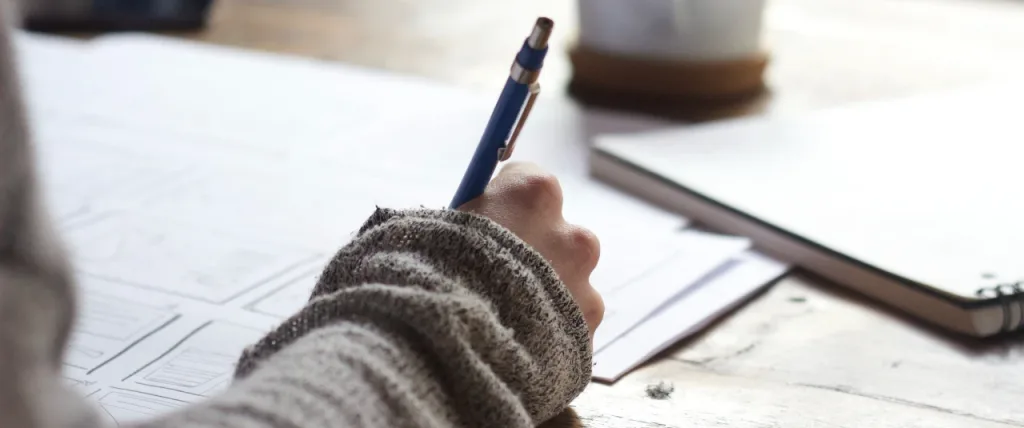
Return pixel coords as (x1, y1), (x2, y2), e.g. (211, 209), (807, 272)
(134, 207), (593, 428)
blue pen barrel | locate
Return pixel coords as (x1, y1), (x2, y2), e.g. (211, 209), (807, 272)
(449, 77), (531, 208)
(448, 17), (552, 209)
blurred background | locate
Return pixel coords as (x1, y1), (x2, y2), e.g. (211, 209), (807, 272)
(22, 0), (1024, 122)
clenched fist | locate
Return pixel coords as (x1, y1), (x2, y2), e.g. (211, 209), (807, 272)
(457, 162), (604, 336)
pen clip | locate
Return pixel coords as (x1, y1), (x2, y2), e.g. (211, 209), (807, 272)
(499, 82), (540, 161)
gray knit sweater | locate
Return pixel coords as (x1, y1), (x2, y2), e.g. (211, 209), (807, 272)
(0, 2), (592, 427)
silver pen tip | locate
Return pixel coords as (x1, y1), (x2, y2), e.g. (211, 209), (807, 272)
(527, 17), (554, 49)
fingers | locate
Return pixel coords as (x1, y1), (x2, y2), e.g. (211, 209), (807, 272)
(556, 225), (604, 335)
(558, 224), (601, 279)
(493, 162), (598, 280)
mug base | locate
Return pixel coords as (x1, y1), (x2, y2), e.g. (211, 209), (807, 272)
(567, 43), (770, 121)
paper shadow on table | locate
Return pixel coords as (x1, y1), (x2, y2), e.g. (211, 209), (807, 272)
(586, 269), (784, 386)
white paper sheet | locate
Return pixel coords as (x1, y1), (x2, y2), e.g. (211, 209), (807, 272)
(12, 32), (92, 118)
(592, 231), (751, 351)
(61, 275), (284, 427)
(592, 251), (789, 381)
(66, 285), (179, 372)
(244, 257), (333, 318)
(13, 31), (785, 423)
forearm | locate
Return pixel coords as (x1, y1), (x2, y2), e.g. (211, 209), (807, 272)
(139, 208), (592, 428)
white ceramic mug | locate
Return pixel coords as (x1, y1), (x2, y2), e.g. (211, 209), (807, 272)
(577, 0), (767, 61)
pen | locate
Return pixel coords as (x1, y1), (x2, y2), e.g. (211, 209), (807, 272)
(448, 17), (553, 209)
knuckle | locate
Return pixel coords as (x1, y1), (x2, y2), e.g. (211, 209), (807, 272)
(512, 173), (562, 207)
(565, 226), (601, 270)
(522, 173), (561, 199)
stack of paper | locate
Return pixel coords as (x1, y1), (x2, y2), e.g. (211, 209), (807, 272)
(14, 31), (787, 424)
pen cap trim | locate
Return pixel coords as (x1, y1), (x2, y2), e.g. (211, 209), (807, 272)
(510, 62), (541, 84)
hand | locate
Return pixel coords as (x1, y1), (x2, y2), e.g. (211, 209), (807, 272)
(457, 162), (604, 336)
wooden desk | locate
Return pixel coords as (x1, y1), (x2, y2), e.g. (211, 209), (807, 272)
(174, 0), (1024, 426)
